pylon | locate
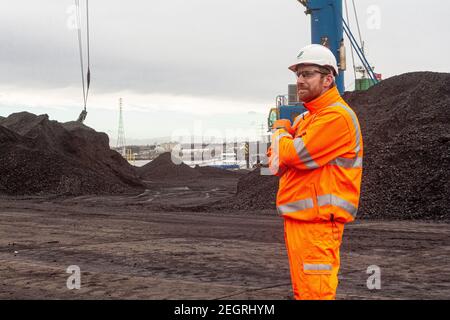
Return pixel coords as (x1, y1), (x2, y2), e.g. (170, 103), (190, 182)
(116, 97), (126, 156)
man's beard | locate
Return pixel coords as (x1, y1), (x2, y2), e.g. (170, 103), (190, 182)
(298, 87), (312, 102)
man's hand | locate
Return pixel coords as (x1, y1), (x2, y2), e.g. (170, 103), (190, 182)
(266, 146), (273, 158)
(268, 129), (292, 176)
(272, 119), (294, 135)
(268, 145), (288, 176)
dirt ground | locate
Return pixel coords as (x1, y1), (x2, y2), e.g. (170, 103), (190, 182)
(1, 182), (449, 300)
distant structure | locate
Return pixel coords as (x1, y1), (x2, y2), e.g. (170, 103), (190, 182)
(116, 97), (126, 156)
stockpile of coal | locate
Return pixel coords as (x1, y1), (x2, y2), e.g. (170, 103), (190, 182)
(193, 165), (244, 178)
(343, 71), (450, 220)
(217, 72), (449, 220)
(212, 167), (279, 211)
(137, 152), (201, 180)
(0, 112), (144, 196)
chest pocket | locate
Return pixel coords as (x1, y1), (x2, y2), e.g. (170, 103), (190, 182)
(293, 111), (317, 139)
(295, 129), (307, 138)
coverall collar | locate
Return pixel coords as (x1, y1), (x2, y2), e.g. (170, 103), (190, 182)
(303, 86), (341, 113)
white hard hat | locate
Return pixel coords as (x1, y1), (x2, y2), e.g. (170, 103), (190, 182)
(289, 44), (339, 76)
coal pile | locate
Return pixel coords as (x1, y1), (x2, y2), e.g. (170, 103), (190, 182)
(193, 165), (244, 178)
(216, 72), (449, 220)
(343, 71), (450, 220)
(137, 152), (201, 181)
(0, 112), (144, 196)
(213, 167), (278, 211)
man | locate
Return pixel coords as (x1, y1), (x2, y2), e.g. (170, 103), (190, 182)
(268, 44), (363, 300)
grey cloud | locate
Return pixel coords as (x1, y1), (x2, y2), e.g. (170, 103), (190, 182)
(1, 0), (450, 102)
(0, 0), (307, 101)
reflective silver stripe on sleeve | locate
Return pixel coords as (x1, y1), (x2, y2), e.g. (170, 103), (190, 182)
(277, 198), (314, 214)
(293, 137), (319, 169)
(273, 132), (292, 153)
(266, 132), (291, 176)
(272, 132), (292, 153)
(330, 102), (361, 155)
(304, 263), (332, 271)
(292, 116), (301, 128)
(328, 156), (363, 168)
(317, 194), (358, 217)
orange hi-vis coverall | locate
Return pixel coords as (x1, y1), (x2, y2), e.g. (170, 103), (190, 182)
(269, 86), (363, 300)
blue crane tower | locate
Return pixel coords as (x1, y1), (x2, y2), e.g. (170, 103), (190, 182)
(302, 0), (346, 93)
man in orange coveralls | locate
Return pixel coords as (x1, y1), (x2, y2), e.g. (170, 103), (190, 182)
(268, 44), (363, 300)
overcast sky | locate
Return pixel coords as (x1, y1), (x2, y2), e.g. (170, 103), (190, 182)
(1, 0), (449, 143)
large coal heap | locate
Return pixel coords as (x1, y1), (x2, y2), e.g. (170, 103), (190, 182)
(218, 72), (450, 220)
(193, 165), (244, 178)
(343, 71), (450, 220)
(0, 112), (144, 196)
(137, 152), (201, 180)
(213, 167), (278, 211)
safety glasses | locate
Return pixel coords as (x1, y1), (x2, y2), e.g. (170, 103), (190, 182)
(296, 69), (330, 79)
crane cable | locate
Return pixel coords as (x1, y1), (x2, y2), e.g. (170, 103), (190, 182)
(351, 0), (364, 51)
(344, 0), (370, 88)
(75, 0), (90, 123)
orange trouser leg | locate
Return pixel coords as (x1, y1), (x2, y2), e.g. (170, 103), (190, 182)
(283, 217), (345, 300)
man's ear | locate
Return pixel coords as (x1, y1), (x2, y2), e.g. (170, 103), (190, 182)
(323, 74), (334, 88)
